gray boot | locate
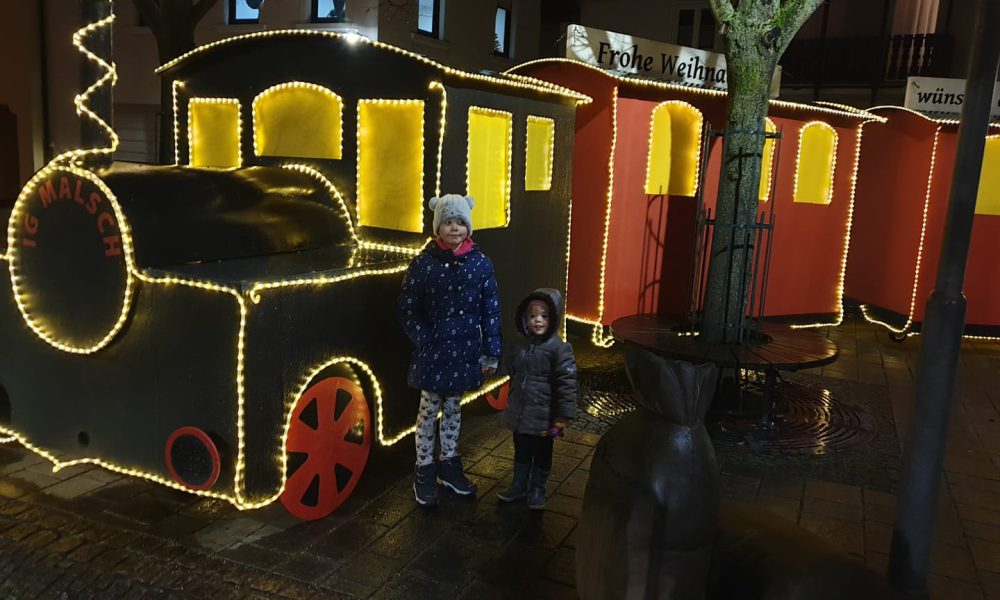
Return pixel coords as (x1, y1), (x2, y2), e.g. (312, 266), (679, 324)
(497, 462), (531, 502)
(527, 468), (549, 510)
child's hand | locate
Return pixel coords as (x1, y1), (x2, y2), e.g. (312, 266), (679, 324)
(542, 420), (568, 438)
(481, 364), (496, 376)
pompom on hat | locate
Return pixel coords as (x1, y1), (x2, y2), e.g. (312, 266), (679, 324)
(429, 194), (475, 236)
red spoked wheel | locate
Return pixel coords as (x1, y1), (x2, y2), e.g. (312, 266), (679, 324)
(486, 381), (510, 411)
(280, 376), (372, 520)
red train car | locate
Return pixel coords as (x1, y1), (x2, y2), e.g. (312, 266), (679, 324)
(846, 106), (1000, 338)
(508, 59), (877, 345)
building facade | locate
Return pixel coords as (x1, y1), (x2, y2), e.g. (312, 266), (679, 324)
(0, 0), (543, 190)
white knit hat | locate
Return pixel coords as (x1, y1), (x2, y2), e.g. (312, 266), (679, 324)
(429, 194), (475, 236)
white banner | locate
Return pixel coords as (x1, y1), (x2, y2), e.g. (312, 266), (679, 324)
(565, 24), (781, 97)
(904, 76), (1000, 119)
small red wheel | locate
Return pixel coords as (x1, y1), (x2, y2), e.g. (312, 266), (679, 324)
(165, 426), (221, 491)
(486, 381), (510, 411)
(280, 376), (372, 520)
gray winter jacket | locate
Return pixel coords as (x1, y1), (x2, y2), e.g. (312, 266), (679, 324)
(501, 288), (578, 435)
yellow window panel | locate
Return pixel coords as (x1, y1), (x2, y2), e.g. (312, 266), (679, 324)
(644, 105), (672, 195)
(467, 107), (512, 229)
(357, 99), (425, 232)
(253, 82), (343, 160)
(793, 121), (838, 205)
(976, 136), (1000, 216)
(188, 98), (241, 168)
(759, 118), (777, 201)
(664, 102), (704, 197)
(525, 116), (555, 191)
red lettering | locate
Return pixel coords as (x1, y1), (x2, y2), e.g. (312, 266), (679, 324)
(102, 235), (122, 257)
(74, 179), (85, 205)
(96, 211), (116, 234)
(23, 213), (38, 235)
(86, 192), (101, 215)
(58, 177), (72, 200)
(38, 180), (56, 208)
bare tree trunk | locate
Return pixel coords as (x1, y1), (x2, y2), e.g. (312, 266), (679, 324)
(701, 0), (824, 343)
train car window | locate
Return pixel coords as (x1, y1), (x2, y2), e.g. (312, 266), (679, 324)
(644, 101), (703, 197)
(253, 83), (343, 160)
(525, 116), (554, 191)
(793, 121), (837, 205)
(467, 107), (513, 229)
(188, 98), (242, 169)
(356, 99), (425, 232)
(759, 117), (777, 201)
(975, 136), (1000, 216)
(644, 105), (672, 195)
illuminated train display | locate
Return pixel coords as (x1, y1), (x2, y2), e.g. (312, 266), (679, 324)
(0, 19), (997, 521)
(0, 26), (581, 520)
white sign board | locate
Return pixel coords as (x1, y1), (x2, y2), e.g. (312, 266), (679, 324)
(565, 24), (781, 97)
(904, 76), (1000, 119)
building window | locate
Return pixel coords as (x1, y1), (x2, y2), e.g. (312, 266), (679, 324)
(793, 121), (838, 205)
(759, 118), (777, 201)
(525, 116), (555, 191)
(677, 9), (694, 46)
(312, 0), (347, 23)
(676, 7), (716, 49)
(252, 82), (343, 160)
(493, 6), (511, 57)
(975, 136), (1000, 216)
(188, 98), (242, 168)
(644, 101), (703, 197)
(697, 9), (716, 49)
(356, 100), (425, 232)
(228, 0), (259, 24)
(467, 107), (512, 229)
(418, 0), (441, 37)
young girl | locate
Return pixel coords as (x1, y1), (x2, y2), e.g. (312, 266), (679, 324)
(398, 194), (502, 507)
(498, 288), (577, 510)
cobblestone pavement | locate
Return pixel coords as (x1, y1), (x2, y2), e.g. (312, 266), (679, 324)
(1, 314), (999, 599)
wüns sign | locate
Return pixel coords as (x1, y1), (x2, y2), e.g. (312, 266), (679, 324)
(904, 76), (1000, 120)
(565, 24), (781, 97)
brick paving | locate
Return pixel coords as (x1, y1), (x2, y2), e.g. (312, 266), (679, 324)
(0, 313), (998, 598)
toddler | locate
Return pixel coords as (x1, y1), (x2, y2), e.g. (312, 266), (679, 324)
(498, 288), (577, 509)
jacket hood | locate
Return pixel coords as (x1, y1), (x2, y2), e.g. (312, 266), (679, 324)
(515, 288), (564, 340)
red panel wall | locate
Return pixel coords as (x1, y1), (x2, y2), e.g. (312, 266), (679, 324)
(601, 97), (699, 325)
(520, 65), (617, 321)
(762, 117), (857, 318)
(912, 129), (1000, 328)
(846, 111), (939, 320)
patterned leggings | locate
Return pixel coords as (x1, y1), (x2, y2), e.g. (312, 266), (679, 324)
(415, 391), (462, 466)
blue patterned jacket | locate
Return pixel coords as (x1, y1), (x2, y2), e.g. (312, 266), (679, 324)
(398, 241), (502, 392)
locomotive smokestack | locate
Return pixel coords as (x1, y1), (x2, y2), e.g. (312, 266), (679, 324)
(80, 0), (113, 170)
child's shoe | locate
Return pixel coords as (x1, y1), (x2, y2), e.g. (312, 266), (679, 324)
(437, 456), (478, 496)
(527, 468), (549, 510)
(413, 463), (439, 507)
(496, 462), (531, 502)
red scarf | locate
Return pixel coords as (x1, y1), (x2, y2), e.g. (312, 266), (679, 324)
(436, 237), (475, 256)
